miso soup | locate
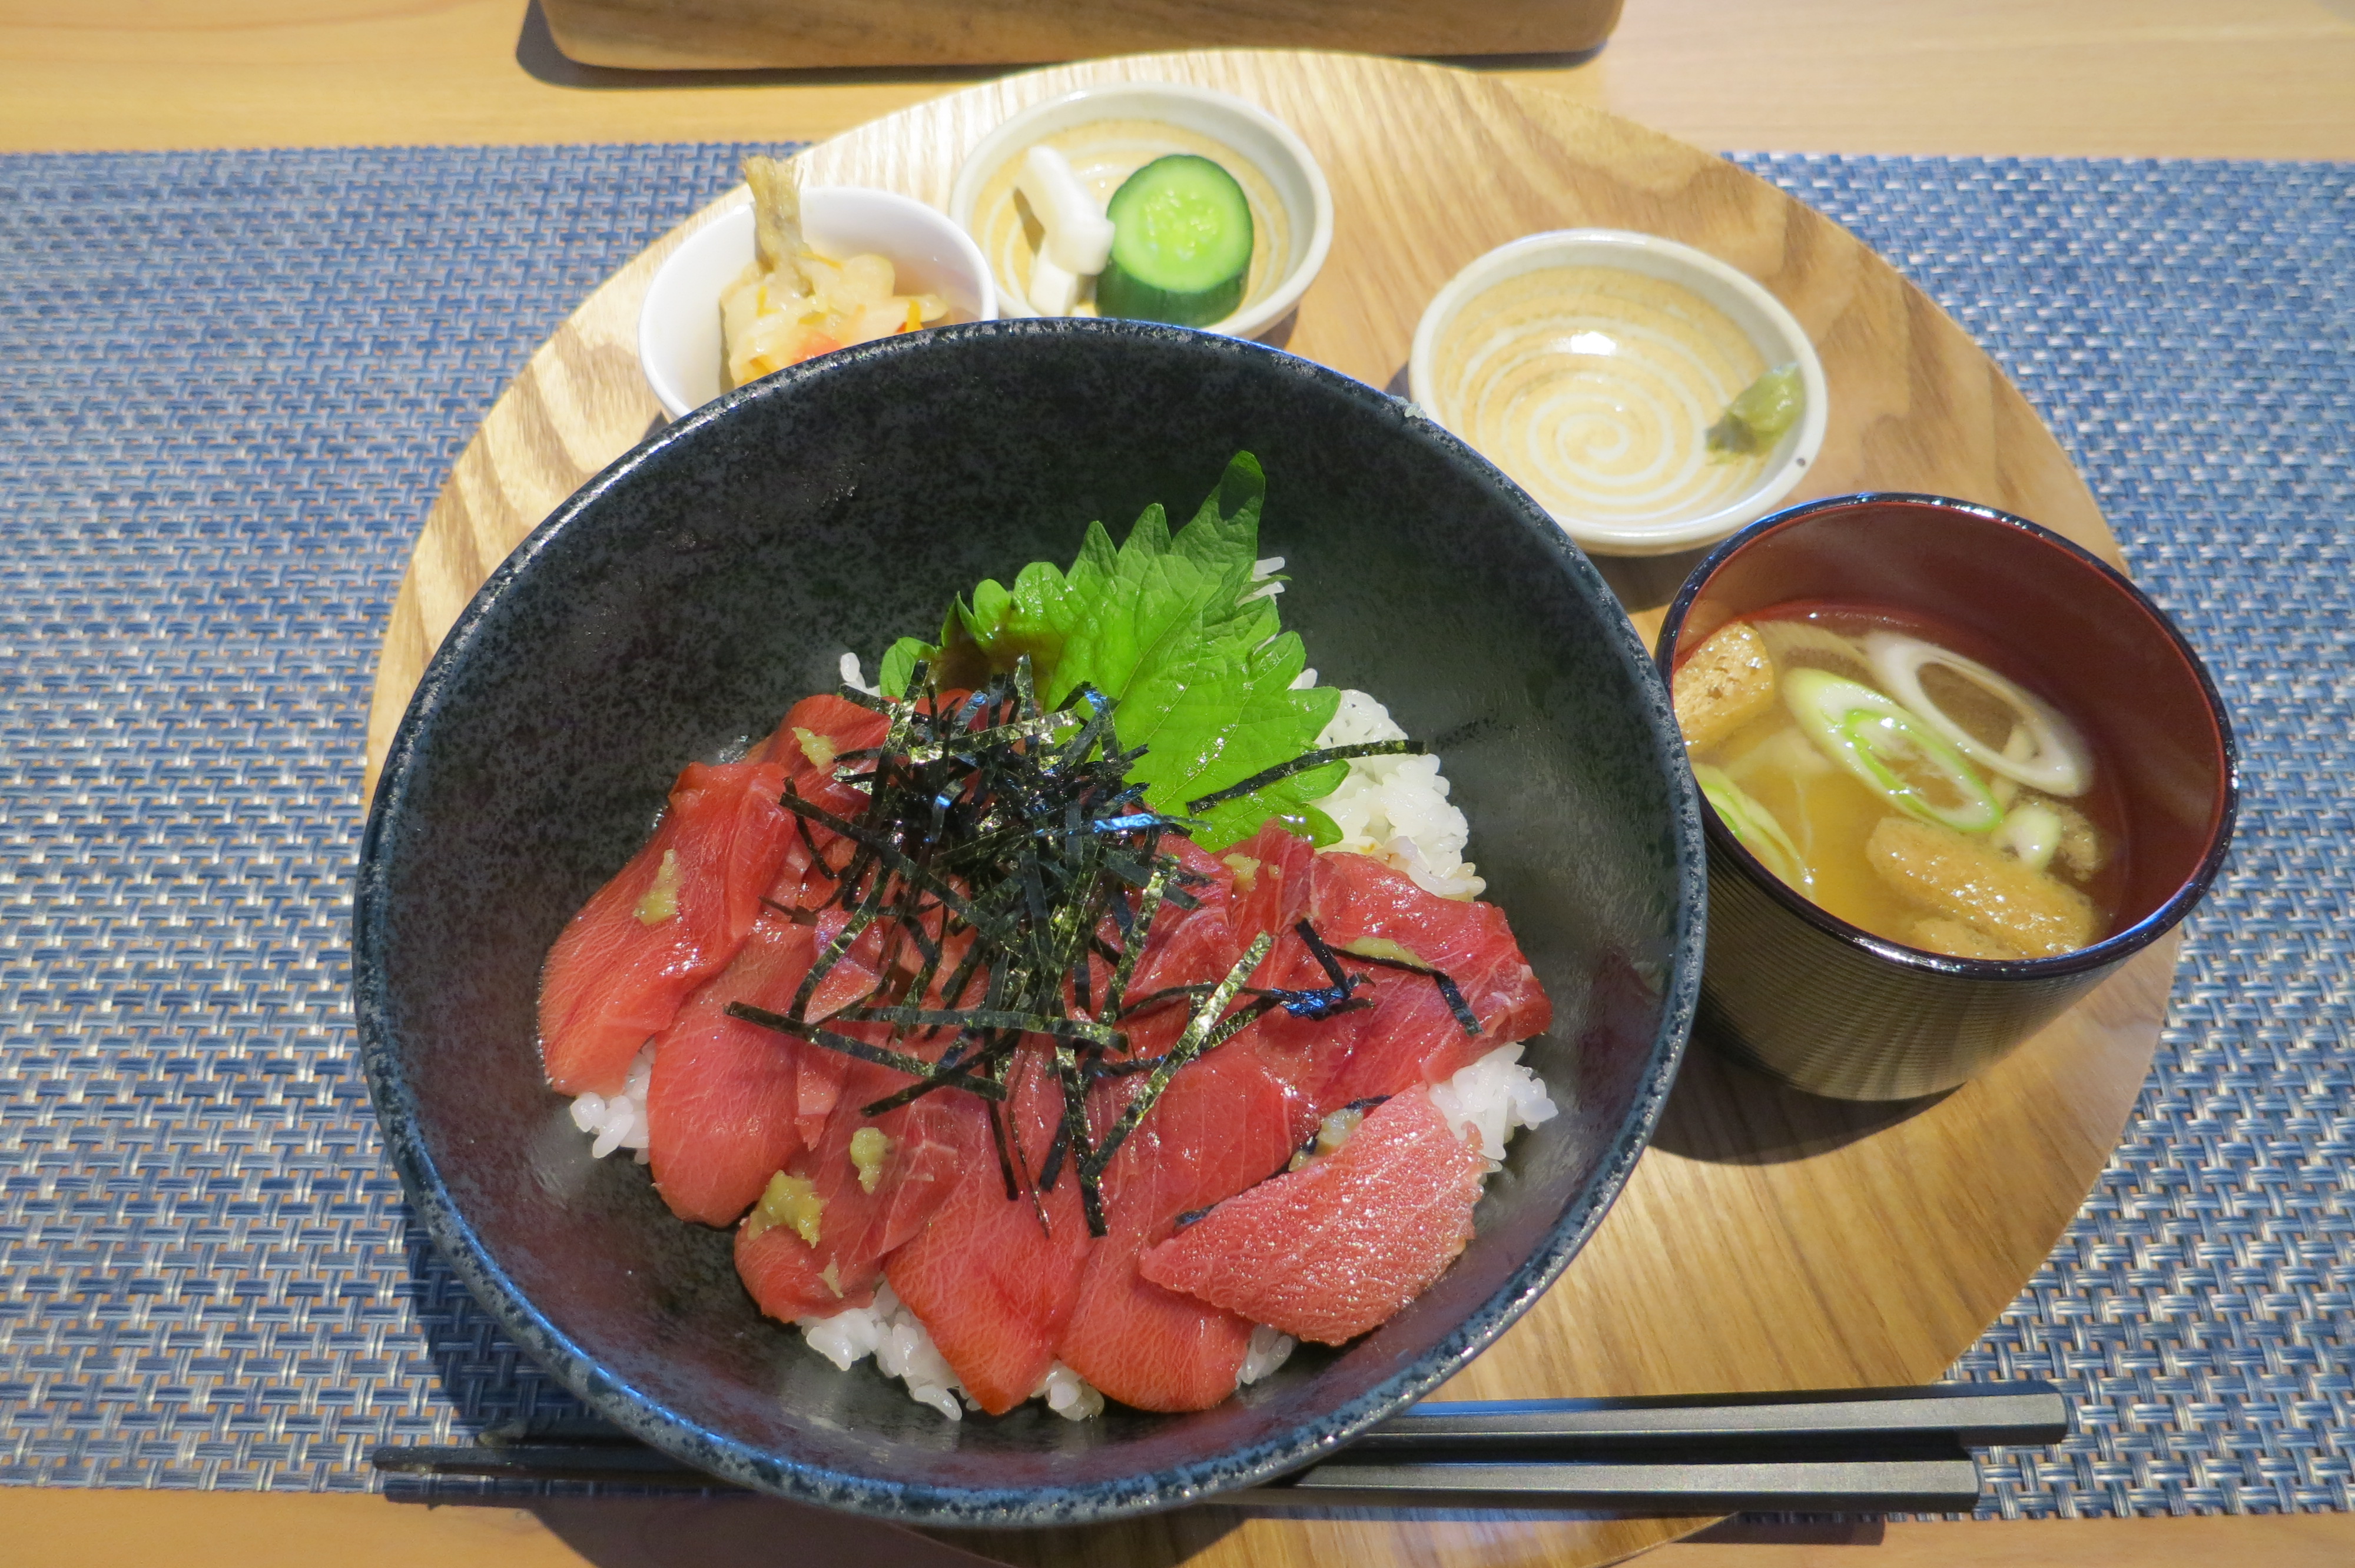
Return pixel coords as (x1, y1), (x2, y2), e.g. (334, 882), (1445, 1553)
(1672, 603), (2125, 959)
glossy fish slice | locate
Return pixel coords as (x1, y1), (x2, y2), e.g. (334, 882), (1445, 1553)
(644, 911), (815, 1227)
(1054, 1049), (1302, 1412)
(1138, 1090), (1487, 1345)
(765, 692), (890, 820)
(1223, 819), (1318, 985)
(539, 758), (794, 1096)
(736, 1049), (977, 1321)
(884, 1050), (1096, 1414)
(1298, 851), (1552, 1107)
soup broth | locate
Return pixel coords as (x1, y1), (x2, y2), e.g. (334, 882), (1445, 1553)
(1674, 602), (2127, 959)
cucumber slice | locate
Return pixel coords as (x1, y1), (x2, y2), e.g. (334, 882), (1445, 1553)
(1096, 155), (1254, 328)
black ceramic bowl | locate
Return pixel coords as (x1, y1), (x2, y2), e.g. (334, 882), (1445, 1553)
(354, 318), (1705, 1525)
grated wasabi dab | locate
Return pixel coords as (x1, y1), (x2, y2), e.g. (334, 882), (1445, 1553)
(1706, 362), (1805, 457)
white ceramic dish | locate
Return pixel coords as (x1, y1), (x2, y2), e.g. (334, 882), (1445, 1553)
(1409, 230), (1830, 558)
(638, 186), (997, 423)
(947, 82), (1334, 341)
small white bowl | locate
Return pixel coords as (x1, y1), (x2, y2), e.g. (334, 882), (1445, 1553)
(638, 186), (997, 423)
(1409, 230), (1829, 557)
(947, 82), (1333, 341)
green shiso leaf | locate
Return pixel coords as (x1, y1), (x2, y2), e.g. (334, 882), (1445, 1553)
(877, 452), (1342, 851)
(878, 636), (928, 700)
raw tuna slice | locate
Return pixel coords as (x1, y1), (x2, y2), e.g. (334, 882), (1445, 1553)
(540, 758), (794, 1095)
(735, 1048), (976, 1321)
(807, 907), (890, 1021)
(784, 908), (892, 1147)
(885, 1052), (1095, 1414)
(792, 1042), (853, 1156)
(762, 832), (838, 915)
(764, 688), (977, 824)
(1116, 829), (1334, 1127)
(1283, 850), (1552, 1108)
(1309, 852), (1553, 1045)
(1137, 1090), (1487, 1345)
(1055, 1048), (1302, 1412)
(1222, 819), (1318, 985)
(766, 694), (888, 822)
(1308, 974), (1487, 1111)
(1117, 836), (1239, 1031)
(1204, 825), (1356, 1119)
(645, 911), (814, 1227)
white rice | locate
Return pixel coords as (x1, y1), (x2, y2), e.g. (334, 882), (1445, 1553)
(838, 650), (881, 697)
(1305, 689), (1485, 900)
(796, 1283), (1107, 1423)
(794, 1291), (1295, 1422)
(1238, 1323), (1297, 1386)
(1428, 1042), (1561, 1164)
(569, 1043), (655, 1164)
(795, 1281), (971, 1421)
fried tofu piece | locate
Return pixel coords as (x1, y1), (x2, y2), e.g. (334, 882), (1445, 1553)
(2042, 795), (2107, 879)
(1673, 622), (1778, 753)
(1908, 916), (2026, 962)
(1866, 816), (2097, 958)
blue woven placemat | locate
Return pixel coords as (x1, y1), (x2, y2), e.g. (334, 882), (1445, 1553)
(1, 144), (2348, 1514)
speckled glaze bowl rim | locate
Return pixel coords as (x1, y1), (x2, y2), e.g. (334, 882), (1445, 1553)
(354, 317), (1707, 1526)
(944, 82), (1336, 339)
(1656, 490), (2239, 983)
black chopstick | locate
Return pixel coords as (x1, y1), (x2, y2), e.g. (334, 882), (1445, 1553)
(370, 1379), (2064, 1511)
(1233, 1452), (1983, 1511)
(370, 1443), (1985, 1513)
(1345, 1381), (2067, 1454)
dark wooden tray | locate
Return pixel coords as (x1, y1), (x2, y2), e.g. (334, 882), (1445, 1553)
(538, 0), (1624, 71)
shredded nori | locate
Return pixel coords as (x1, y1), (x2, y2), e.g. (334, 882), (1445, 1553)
(1183, 740), (1425, 815)
(1347, 951), (1482, 1035)
(723, 659), (1445, 1237)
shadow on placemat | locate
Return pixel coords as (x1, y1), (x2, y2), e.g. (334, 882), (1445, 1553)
(394, 1226), (604, 1433)
(389, 1483), (1246, 1567)
(533, 1495), (1007, 1567)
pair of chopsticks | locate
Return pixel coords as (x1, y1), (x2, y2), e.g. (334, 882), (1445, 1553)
(370, 1380), (2064, 1511)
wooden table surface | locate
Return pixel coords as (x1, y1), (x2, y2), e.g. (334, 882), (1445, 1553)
(5, 3), (2352, 1566)
(3, 0), (2353, 158)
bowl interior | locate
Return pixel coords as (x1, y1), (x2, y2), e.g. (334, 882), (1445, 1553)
(359, 320), (1700, 1524)
(1667, 494), (2233, 944)
(1409, 231), (1829, 559)
(946, 84), (1331, 337)
(639, 191), (996, 422)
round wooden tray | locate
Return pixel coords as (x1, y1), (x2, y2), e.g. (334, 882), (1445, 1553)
(360, 49), (2174, 1568)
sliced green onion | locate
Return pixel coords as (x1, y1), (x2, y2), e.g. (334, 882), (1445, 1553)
(1782, 668), (2005, 834)
(1992, 799), (2063, 872)
(1693, 764), (1813, 891)
(1863, 632), (2092, 798)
